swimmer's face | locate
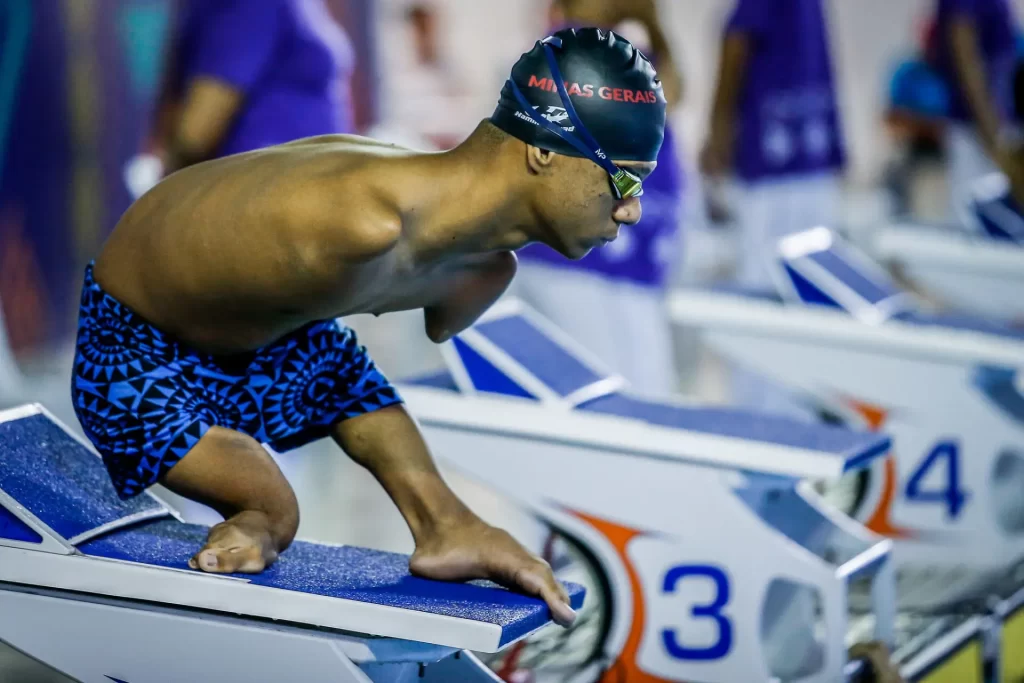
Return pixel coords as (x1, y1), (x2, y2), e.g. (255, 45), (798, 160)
(534, 152), (656, 260)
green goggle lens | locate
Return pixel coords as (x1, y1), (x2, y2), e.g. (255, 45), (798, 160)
(611, 169), (644, 200)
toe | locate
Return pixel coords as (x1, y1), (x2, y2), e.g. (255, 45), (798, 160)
(189, 521), (278, 574)
(192, 544), (267, 574)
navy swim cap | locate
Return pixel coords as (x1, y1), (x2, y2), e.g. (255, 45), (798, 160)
(491, 28), (666, 164)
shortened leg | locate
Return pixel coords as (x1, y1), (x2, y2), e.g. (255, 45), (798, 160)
(162, 426), (300, 573)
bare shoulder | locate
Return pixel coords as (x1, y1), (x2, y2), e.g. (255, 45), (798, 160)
(330, 197), (404, 264)
(282, 181), (402, 265)
(278, 133), (417, 156)
(264, 142), (414, 264)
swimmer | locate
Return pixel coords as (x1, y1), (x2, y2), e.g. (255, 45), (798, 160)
(71, 28), (665, 628)
(513, 0), (686, 397)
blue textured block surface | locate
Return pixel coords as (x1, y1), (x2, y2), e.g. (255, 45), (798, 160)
(475, 316), (605, 396)
(0, 414), (165, 540)
(80, 519), (585, 646)
(579, 393), (890, 463)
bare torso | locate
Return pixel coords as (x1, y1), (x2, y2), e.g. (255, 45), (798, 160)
(95, 136), (515, 353)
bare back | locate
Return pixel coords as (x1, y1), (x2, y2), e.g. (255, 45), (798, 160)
(96, 136), (512, 353)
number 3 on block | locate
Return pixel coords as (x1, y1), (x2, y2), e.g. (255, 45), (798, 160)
(661, 565), (733, 661)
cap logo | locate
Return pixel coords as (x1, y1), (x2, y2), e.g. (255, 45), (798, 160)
(540, 106), (570, 125)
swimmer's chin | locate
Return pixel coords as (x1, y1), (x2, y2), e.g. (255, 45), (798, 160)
(565, 238), (614, 260)
(569, 247), (596, 260)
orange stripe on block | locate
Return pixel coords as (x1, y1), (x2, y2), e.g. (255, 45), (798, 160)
(570, 510), (678, 683)
(841, 399), (914, 539)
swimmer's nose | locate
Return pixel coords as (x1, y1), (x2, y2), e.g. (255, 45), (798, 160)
(612, 197), (642, 226)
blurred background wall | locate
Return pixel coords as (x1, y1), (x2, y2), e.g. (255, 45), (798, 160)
(0, 0), (376, 361)
(2, 0), (1021, 377)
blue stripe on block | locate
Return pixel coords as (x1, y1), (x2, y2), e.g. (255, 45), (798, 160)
(453, 338), (536, 399)
(474, 315), (605, 396)
(805, 249), (898, 305)
(0, 502), (41, 543)
(975, 194), (1024, 243)
(79, 519), (585, 646)
(783, 264), (840, 309)
(842, 437), (893, 473)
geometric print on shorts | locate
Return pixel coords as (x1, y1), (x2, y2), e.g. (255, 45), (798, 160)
(71, 264), (402, 499)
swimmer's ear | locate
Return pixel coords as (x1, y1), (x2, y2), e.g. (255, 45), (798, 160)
(526, 144), (558, 176)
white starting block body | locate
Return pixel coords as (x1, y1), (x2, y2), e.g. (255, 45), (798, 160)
(0, 405), (583, 683)
(872, 173), (1024, 322)
(670, 227), (1024, 678)
(396, 301), (895, 683)
(671, 227), (1024, 610)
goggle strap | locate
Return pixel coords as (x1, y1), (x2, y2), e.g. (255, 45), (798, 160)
(540, 43), (619, 176)
(508, 81), (612, 169)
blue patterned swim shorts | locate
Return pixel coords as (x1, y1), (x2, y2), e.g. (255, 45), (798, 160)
(72, 264), (402, 499)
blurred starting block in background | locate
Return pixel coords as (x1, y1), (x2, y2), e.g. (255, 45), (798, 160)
(0, 404), (583, 683)
(670, 226), (1024, 680)
(396, 300), (895, 683)
(871, 172), (1024, 323)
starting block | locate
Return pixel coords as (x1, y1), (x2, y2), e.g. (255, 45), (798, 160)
(871, 173), (1024, 322)
(397, 300), (895, 683)
(0, 404), (583, 683)
(670, 226), (1024, 677)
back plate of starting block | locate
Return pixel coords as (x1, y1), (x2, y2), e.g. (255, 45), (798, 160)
(0, 405), (170, 546)
(775, 227), (917, 324)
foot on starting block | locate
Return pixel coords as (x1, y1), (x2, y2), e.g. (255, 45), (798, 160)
(0, 404), (584, 683)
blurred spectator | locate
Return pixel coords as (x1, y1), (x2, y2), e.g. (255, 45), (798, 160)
(881, 18), (949, 218)
(509, 0), (686, 398)
(701, 0), (845, 418)
(368, 2), (478, 151)
(929, 0), (1022, 215)
(701, 0), (846, 290)
(140, 0), (356, 180)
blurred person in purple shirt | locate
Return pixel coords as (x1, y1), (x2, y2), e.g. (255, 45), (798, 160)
(148, 0), (355, 175)
(701, 0), (846, 418)
(509, 0), (686, 398)
(929, 0), (1023, 216)
(702, 0), (846, 291)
